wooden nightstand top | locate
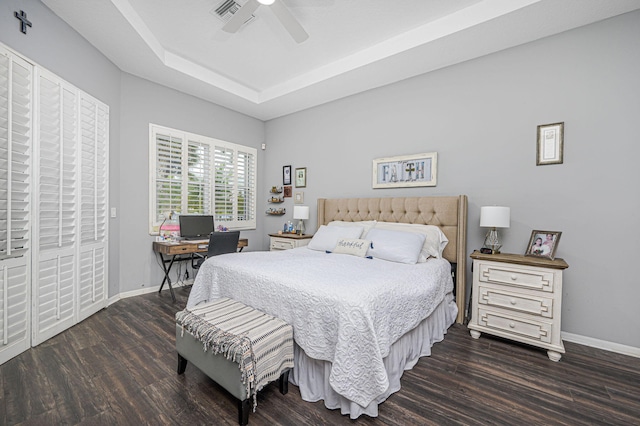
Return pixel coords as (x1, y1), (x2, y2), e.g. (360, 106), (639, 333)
(470, 250), (568, 270)
(269, 233), (313, 240)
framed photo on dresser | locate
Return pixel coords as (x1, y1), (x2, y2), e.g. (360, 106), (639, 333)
(525, 230), (561, 260)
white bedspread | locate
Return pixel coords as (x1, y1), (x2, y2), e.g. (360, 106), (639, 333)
(187, 247), (454, 408)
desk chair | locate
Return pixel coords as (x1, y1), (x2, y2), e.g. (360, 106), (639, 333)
(193, 231), (241, 269)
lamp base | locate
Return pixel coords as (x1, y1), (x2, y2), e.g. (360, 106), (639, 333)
(296, 220), (305, 236)
(483, 228), (502, 254)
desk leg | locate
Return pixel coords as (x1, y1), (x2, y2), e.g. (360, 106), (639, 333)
(157, 252), (177, 303)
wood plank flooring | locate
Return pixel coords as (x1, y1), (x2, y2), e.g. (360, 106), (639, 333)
(2, 287), (639, 425)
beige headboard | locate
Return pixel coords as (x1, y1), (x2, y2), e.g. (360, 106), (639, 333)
(317, 195), (468, 324)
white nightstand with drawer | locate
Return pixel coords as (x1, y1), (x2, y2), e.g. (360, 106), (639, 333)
(268, 233), (313, 251)
(468, 251), (569, 361)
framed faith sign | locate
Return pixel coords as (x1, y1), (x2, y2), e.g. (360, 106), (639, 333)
(372, 152), (437, 188)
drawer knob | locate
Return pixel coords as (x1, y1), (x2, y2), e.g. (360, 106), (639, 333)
(510, 274), (517, 280)
(509, 322), (516, 328)
(510, 298), (517, 305)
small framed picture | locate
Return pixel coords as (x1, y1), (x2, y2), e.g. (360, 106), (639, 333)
(525, 230), (562, 260)
(294, 192), (304, 204)
(537, 122), (564, 165)
(283, 186), (292, 198)
(295, 167), (307, 188)
(283, 165), (292, 185)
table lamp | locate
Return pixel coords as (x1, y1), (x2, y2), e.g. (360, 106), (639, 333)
(293, 206), (309, 236)
(480, 206), (510, 253)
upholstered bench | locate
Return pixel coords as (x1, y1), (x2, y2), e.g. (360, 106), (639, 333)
(175, 298), (294, 425)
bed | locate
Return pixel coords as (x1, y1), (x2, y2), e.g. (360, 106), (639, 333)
(187, 195), (467, 419)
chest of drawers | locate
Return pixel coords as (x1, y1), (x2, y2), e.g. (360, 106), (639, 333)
(468, 251), (569, 361)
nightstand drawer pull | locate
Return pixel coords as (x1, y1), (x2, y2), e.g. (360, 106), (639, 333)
(511, 274), (517, 280)
(510, 298), (517, 305)
(509, 322), (515, 328)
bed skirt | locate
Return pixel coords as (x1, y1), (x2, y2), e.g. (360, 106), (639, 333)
(289, 292), (457, 419)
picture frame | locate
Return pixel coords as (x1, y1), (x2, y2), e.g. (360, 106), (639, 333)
(525, 230), (562, 260)
(295, 167), (307, 188)
(537, 122), (564, 165)
(283, 186), (292, 198)
(283, 165), (292, 185)
(294, 191), (304, 204)
(372, 152), (437, 189)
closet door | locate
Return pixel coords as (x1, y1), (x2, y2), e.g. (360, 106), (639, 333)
(0, 49), (33, 365)
(32, 70), (78, 345)
(77, 94), (108, 321)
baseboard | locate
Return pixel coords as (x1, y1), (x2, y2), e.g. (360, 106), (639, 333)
(562, 331), (640, 359)
(115, 279), (194, 303)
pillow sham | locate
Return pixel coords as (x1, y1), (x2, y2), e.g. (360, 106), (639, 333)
(332, 238), (371, 257)
(307, 225), (365, 252)
(365, 228), (426, 264)
(328, 220), (377, 238)
(372, 222), (448, 261)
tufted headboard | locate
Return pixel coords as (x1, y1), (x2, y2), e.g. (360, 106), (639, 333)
(317, 195), (468, 323)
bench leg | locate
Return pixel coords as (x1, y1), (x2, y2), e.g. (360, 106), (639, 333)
(279, 369), (290, 395)
(238, 398), (250, 426)
(177, 354), (188, 375)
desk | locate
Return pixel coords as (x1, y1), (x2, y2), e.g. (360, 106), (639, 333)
(153, 238), (248, 302)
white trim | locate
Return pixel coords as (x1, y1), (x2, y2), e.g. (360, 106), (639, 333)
(562, 331), (640, 359)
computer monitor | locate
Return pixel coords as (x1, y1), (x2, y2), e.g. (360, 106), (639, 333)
(179, 215), (214, 240)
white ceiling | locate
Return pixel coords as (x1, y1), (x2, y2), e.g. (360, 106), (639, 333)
(42, 0), (640, 120)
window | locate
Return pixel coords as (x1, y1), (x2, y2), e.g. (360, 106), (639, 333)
(149, 124), (257, 232)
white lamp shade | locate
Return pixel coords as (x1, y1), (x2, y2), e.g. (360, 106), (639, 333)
(293, 205), (310, 220)
(480, 206), (510, 228)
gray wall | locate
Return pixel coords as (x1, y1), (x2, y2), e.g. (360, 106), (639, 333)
(118, 74), (265, 294)
(263, 11), (640, 349)
(1, 0), (122, 298)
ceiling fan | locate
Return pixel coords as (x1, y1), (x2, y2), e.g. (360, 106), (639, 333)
(222, 0), (309, 43)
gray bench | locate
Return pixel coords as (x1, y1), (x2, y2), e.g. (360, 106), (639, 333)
(176, 298), (294, 425)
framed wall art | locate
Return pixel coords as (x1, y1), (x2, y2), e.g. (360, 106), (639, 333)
(294, 192), (304, 204)
(525, 230), (562, 260)
(537, 122), (564, 165)
(372, 152), (437, 188)
(295, 167), (307, 188)
(283, 165), (292, 185)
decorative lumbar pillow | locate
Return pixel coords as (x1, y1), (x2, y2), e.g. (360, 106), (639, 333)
(371, 222), (448, 261)
(365, 228), (426, 264)
(307, 225), (365, 252)
(332, 238), (371, 257)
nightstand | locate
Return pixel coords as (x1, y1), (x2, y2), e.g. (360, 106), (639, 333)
(268, 233), (313, 251)
(468, 251), (569, 361)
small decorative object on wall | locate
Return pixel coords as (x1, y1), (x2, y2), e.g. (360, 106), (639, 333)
(537, 122), (564, 165)
(525, 230), (562, 260)
(283, 186), (292, 197)
(295, 167), (307, 188)
(372, 152), (437, 188)
(15, 10), (32, 34)
(294, 192), (304, 204)
(283, 165), (292, 185)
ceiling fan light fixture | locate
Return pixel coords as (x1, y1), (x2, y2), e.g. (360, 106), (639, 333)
(257, 0), (275, 5)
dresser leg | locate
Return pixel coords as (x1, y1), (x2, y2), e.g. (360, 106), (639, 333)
(547, 350), (562, 362)
(469, 330), (481, 339)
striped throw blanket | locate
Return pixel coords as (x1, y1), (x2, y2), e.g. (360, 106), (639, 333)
(175, 298), (294, 410)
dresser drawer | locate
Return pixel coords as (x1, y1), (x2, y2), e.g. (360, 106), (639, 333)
(478, 286), (553, 318)
(270, 239), (295, 250)
(478, 262), (555, 293)
(477, 308), (552, 344)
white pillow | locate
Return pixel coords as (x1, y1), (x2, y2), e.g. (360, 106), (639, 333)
(307, 225), (365, 252)
(372, 222), (448, 261)
(328, 220), (377, 238)
(366, 228), (426, 264)
(333, 238), (371, 257)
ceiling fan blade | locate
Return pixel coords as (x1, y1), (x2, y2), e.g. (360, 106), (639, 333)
(222, 0), (260, 33)
(270, 0), (309, 43)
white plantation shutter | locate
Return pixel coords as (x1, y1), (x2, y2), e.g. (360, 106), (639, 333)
(78, 94), (108, 322)
(0, 48), (32, 365)
(150, 125), (256, 231)
(32, 70), (78, 345)
(155, 132), (183, 219)
(187, 140), (211, 214)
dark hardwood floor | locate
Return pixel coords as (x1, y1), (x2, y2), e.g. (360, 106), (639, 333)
(2, 287), (639, 425)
